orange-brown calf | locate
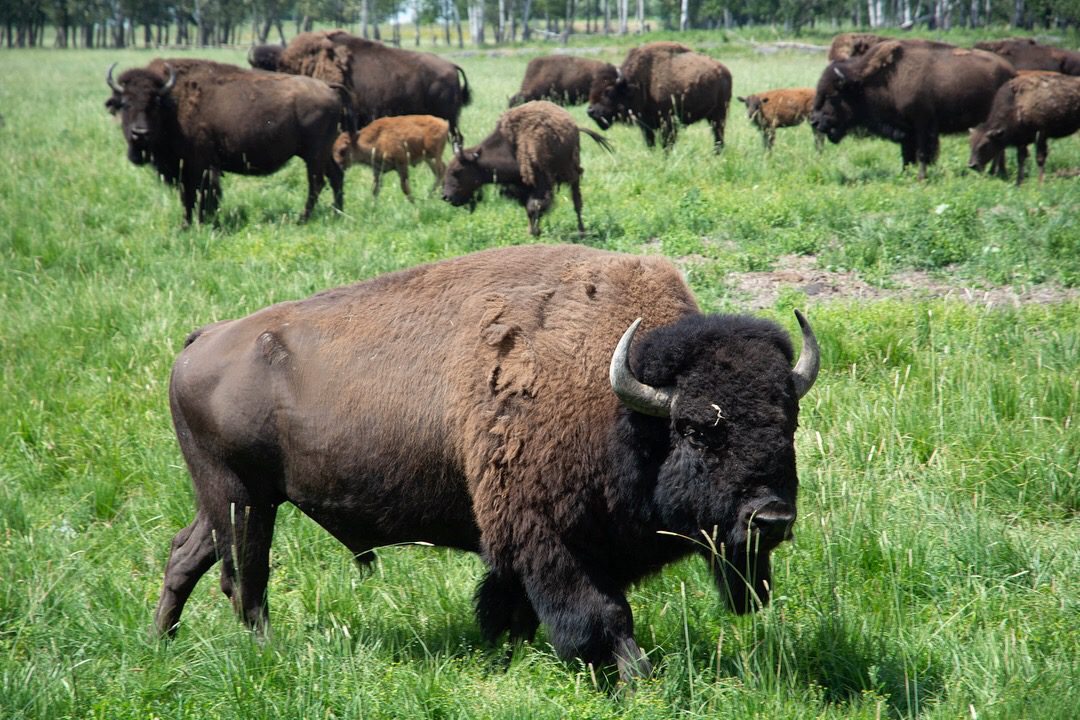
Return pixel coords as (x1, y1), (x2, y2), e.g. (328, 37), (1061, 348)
(737, 88), (822, 151)
(333, 115), (449, 200)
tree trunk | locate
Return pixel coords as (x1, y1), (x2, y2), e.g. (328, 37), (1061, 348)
(637, 0), (644, 32)
(562, 0), (574, 41)
(680, 0), (689, 30)
(361, 0), (370, 38)
(453, 2), (464, 48)
(523, 0), (534, 39)
(1012, 0), (1025, 26)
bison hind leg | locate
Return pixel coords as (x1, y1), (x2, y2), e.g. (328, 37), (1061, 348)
(474, 570), (539, 645)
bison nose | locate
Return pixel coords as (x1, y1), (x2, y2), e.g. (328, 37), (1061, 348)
(130, 125), (150, 138)
(750, 506), (796, 543)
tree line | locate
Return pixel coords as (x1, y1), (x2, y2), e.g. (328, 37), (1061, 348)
(2, 0), (1078, 49)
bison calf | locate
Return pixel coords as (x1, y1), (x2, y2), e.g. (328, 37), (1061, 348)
(333, 115), (449, 200)
(969, 72), (1080, 184)
(442, 101), (612, 237)
(738, 88), (822, 151)
(510, 55), (616, 107)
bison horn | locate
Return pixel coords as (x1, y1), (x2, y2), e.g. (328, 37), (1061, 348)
(107, 62), (123, 93)
(832, 66), (846, 82)
(791, 309), (820, 399)
(159, 63), (177, 95)
(609, 318), (676, 417)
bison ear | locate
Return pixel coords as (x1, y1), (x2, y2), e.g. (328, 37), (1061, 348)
(470, 149), (482, 162)
(737, 96), (747, 104)
(760, 97), (770, 104)
(860, 40), (903, 80)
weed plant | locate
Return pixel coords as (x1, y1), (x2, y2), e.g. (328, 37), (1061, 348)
(1, 34), (1078, 719)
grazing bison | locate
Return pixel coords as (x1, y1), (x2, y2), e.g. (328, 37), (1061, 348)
(738, 88), (822, 151)
(278, 30), (471, 144)
(106, 60), (351, 225)
(333, 115), (449, 200)
(969, 72), (1080, 184)
(154, 243), (820, 683)
(247, 44), (285, 71)
(974, 37), (1080, 75)
(510, 55), (616, 107)
(587, 42), (732, 151)
(810, 41), (1015, 179)
(442, 101), (612, 237)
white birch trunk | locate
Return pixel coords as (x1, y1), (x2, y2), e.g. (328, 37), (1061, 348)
(680, 0), (689, 30)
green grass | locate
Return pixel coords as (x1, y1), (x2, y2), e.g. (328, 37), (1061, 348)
(2, 33), (1079, 719)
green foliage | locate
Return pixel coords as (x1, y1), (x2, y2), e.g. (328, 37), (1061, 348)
(1, 36), (1079, 720)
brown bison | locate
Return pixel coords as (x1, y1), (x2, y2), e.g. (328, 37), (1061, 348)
(106, 59), (351, 225)
(587, 42), (732, 152)
(827, 33), (954, 61)
(974, 37), (1080, 75)
(442, 101), (612, 237)
(278, 30), (471, 145)
(810, 41), (1015, 179)
(969, 72), (1080, 184)
(738, 88), (823, 151)
(333, 115), (449, 200)
(153, 243), (820, 683)
(509, 55), (616, 107)
(247, 43), (285, 71)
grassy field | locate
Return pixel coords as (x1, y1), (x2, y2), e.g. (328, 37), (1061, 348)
(1, 31), (1079, 719)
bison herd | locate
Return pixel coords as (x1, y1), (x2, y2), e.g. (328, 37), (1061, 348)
(106, 32), (1079, 231)
(110, 31), (1075, 684)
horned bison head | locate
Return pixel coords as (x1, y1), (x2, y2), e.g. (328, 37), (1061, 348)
(105, 63), (176, 165)
(587, 66), (632, 130)
(441, 148), (488, 211)
(810, 65), (857, 144)
(610, 311), (819, 614)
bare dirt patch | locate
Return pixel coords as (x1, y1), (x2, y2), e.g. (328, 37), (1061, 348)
(721, 254), (1080, 309)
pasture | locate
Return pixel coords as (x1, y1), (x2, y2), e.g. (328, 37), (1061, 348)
(2, 33), (1079, 719)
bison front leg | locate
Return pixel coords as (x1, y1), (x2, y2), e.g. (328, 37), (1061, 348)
(396, 164), (414, 202)
(475, 569), (539, 645)
(525, 188), (552, 237)
(301, 160), (328, 221)
(1015, 143), (1029, 186)
(639, 125), (657, 148)
(326, 160), (345, 212)
(1035, 132), (1049, 184)
(710, 117), (726, 153)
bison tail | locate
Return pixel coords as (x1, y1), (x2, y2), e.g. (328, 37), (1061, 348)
(578, 127), (614, 154)
(456, 65), (472, 106)
(330, 83), (359, 138)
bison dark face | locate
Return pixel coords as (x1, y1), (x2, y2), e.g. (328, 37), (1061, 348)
(248, 44), (284, 71)
(968, 126), (1004, 172)
(105, 63), (176, 165)
(611, 312), (819, 614)
(810, 65), (857, 144)
(442, 149), (489, 211)
(738, 95), (766, 125)
(587, 67), (632, 130)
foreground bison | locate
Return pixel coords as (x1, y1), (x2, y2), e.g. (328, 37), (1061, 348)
(810, 41), (1015, 179)
(969, 72), (1080, 184)
(278, 30), (471, 144)
(154, 243), (820, 682)
(510, 54), (615, 107)
(106, 59), (350, 225)
(587, 42), (732, 151)
(442, 101), (612, 236)
(974, 37), (1080, 75)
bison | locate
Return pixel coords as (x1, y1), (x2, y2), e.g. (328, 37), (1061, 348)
(969, 72), (1080, 184)
(974, 37), (1080, 76)
(810, 41), (1015, 179)
(278, 30), (471, 145)
(587, 42), (732, 152)
(827, 33), (954, 62)
(247, 43), (285, 71)
(509, 54), (616, 107)
(442, 101), (612, 237)
(106, 59), (351, 225)
(153, 243), (820, 683)
(333, 115), (449, 200)
(737, 88), (823, 151)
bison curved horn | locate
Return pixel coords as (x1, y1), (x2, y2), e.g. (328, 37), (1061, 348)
(159, 64), (177, 95)
(609, 318), (676, 417)
(106, 62), (124, 93)
(791, 309), (820, 399)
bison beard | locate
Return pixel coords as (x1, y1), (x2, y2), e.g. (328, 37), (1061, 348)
(154, 244), (818, 683)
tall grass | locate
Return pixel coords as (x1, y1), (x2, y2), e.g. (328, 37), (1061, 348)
(1, 34), (1078, 719)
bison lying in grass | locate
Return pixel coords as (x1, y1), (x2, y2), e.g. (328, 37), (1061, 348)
(442, 101), (612, 237)
(154, 242), (819, 683)
(333, 115), (449, 200)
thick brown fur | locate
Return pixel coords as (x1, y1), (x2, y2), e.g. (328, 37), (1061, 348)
(278, 30), (471, 143)
(828, 33), (954, 61)
(811, 41), (1015, 179)
(969, 72), (1080, 184)
(974, 38), (1080, 75)
(105, 59), (348, 225)
(509, 55), (616, 107)
(737, 88), (822, 151)
(333, 115), (449, 200)
(156, 244), (813, 682)
(587, 42), (731, 151)
(442, 101), (611, 236)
